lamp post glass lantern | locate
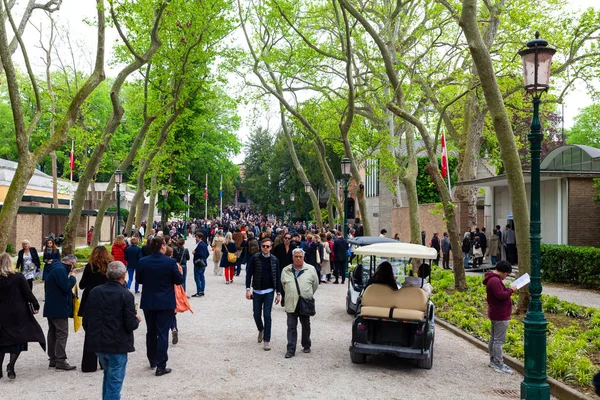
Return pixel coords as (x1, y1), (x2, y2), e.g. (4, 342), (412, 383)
(304, 182), (311, 226)
(518, 31), (555, 400)
(114, 170), (122, 236)
(161, 187), (167, 234)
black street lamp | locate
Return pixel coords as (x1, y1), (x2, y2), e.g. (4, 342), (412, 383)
(114, 169), (122, 236)
(518, 31), (555, 400)
(281, 199), (285, 224)
(161, 187), (167, 233)
(341, 157), (352, 239)
(290, 193), (295, 223)
(304, 182), (311, 227)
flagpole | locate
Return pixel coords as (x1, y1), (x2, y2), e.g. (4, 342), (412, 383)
(219, 174), (223, 221)
(69, 138), (74, 208)
(205, 173), (208, 221)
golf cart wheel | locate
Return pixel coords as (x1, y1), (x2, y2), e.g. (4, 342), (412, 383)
(416, 340), (434, 369)
(346, 294), (354, 315)
(350, 351), (366, 364)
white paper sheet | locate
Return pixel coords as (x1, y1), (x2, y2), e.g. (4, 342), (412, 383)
(512, 273), (530, 289)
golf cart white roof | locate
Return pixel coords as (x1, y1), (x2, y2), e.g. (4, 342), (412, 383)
(353, 242), (438, 259)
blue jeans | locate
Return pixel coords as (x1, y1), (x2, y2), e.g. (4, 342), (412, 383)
(181, 264), (187, 292)
(97, 352), (128, 400)
(491, 255), (497, 265)
(463, 252), (470, 268)
(252, 291), (274, 342)
(127, 268), (139, 292)
(194, 264), (205, 294)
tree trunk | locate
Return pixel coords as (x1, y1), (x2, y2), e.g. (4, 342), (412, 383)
(146, 175), (158, 232)
(134, 184), (145, 235)
(402, 125), (421, 243)
(0, 0), (105, 252)
(460, 0), (530, 309)
(327, 195), (335, 228)
(51, 151), (58, 208)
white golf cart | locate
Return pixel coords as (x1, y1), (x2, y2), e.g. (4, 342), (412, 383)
(349, 242), (438, 369)
(346, 236), (398, 315)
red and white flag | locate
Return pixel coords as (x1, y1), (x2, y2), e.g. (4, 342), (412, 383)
(69, 139), (75, 171)
(441, 131), (448, 178)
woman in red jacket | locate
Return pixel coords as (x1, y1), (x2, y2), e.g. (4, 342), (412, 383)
(483, 260), (516, 375)
(111, 236), (127, 266)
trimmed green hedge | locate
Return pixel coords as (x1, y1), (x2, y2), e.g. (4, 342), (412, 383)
(541, 244), (600, 288)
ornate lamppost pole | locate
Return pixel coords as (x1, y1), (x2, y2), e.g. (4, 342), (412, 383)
(304, 182), (311, 228)
(280, 199), (285, 225)
(114, 169), (122, 236)
(183, 194), (188, 240)
(518, 31), (555, 400)
(341, 158), (351, 239)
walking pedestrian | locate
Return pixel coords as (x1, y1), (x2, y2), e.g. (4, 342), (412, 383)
(16, 240), (41, 290)
(173, 239), (190, 293)
(489, 229), (500, 266)
(245, 237), (281, 351)
(136, 237), (183, 376)
(124, 237), (143, 293)
(0, 252), (46, 380)
(440, 232), (451, 270)
(111, 236), (128, 266)
(79, 246), (110, 372)
(44, 255), (78, 370)
(483, 260), (516, 374)
(211, 230), (225, 276)
(332, 232), (348, 284)
(192, 233), (209, 297)
(462, 232), (471, 269)
(83, 261), (141, 399)
(281, 248), (319, 358)
(41, 238), (60, 280)
(220, 232), (237, 284)
(503, 225), (517, 265)
(430, 232), (440, 265)
(319, 233), (332, 283)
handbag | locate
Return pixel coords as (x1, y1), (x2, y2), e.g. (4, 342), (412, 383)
(225, 245), (237, 264)
(73, 286), (82, 332)
(473, 245), (483, 258)
(293, 271), (316, 317)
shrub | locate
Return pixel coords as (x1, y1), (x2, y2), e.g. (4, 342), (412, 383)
(6, 242), (15, 254)
(541, 244), (600, 288)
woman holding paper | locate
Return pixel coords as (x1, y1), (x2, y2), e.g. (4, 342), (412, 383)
(483, 260), (517, 375)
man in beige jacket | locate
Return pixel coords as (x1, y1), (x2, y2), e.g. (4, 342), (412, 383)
(281, 248), (319, 359)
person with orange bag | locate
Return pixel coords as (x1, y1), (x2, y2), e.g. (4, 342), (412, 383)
(164, 246), (193, 346)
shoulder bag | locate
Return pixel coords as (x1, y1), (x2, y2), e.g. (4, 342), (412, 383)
(224, 244), (237, 264)
(73, 286), (82, 332)
(293, 271), (316, 317)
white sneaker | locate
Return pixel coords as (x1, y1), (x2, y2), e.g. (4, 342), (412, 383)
(263, 341), (271, 351)
(494, 363), (513, 375)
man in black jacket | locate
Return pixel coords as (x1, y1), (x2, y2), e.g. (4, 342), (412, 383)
(332, 232), (348, 284)
(245, 237), (281, 351)
(83, 261), (140, 399)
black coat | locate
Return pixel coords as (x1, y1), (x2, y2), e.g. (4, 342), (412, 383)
(78, 263), (108, 317)
(137, 253), (183, 311)
(125, 245), (143, 269)
(16, 248), (41, 272)
(305, 242), (323, 269)
(0, 273), (46, 350)
(273, 242), (293, 271)
(82, 281), (139, 354)
(333, 238), (348, 262)
(43, 260), (76, 318)
(220, 242), (238, 268)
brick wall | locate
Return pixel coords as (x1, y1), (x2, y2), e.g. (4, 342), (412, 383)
(568, 178), (600, 247)
(392, 204), (449, 243)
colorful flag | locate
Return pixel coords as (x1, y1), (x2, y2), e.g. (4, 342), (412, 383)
(441, 131), (448, 178)
(204, 174), (208, 200)
(219, 175), (223, 198)
(69, 139), (75, 171)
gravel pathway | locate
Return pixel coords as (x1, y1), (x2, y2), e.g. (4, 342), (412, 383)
(2, 238), (526, 399)
(542, 284), (600, 309)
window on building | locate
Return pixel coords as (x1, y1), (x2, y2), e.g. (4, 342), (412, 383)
(365, 159), (379, 198)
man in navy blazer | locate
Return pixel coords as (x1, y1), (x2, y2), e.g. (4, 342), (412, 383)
(332, 231), (348, 284)
(136, 236), (183, 376)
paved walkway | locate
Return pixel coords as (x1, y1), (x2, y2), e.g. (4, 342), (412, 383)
(542, 284), (600, 309)
(2, 237), (528, 399)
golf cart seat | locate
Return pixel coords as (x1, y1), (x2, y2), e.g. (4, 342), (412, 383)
(360, 284), (428, 320)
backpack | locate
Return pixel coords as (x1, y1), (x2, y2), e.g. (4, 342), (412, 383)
(247, 238), (259, 256)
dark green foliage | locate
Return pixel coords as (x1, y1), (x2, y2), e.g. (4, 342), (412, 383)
(540, 244), (600, 289)
(106, 206), (129, 225)
(416, 156), (458, 204)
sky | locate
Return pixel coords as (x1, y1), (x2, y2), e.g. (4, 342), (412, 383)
(17, 0), (600, 164)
